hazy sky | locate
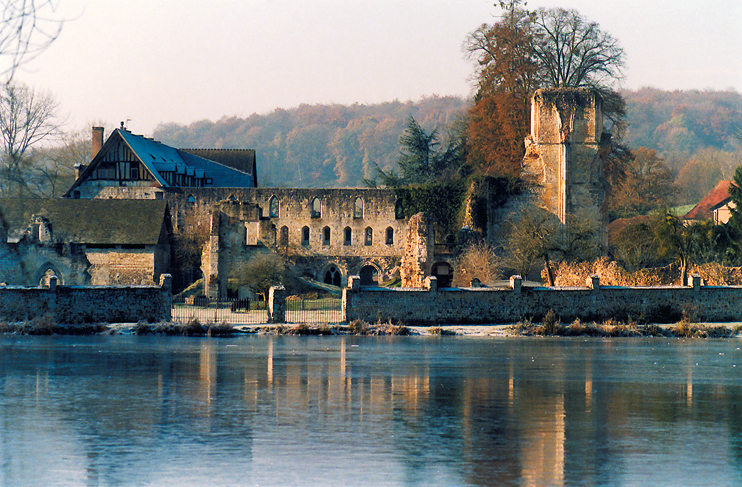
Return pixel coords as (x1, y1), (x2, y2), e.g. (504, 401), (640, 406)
(12, 0), (742, 136)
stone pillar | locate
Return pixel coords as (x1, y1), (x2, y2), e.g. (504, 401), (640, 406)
(268, 285), (286, 323)
(400, 212), (434, 288)
(691, 274), (701, 291)
(341, 287), (351, 323)
(159, 274), (173, 321)
(48, 275), (58, 321)
(348, 275), (361, 291)
(510, 275), (522, 294)
(203, 210), (221, 299)
(588, 274), (600, 290)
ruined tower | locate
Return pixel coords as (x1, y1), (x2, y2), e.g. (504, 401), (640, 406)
(523, 88), (608, 244)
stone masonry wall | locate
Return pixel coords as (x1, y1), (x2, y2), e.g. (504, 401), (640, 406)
(343, 277), (742, 325)
(86, 249), (158, 285)
(0, 274), (172, 323)
(400, 213), (434, 287)
(522, 88), (607, 245)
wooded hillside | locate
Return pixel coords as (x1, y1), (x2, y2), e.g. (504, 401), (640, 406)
(153, 88), (742, 202)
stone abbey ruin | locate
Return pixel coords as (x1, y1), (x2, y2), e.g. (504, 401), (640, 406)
(0, 88), (609, 297)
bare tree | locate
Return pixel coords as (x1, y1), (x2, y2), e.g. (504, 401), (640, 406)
(0, 81), (60, 197)
(24, 128), (86, 197)
(531, 8), (624, 89)
(505, 206), (600, 285)
(0, 0), (63, 81)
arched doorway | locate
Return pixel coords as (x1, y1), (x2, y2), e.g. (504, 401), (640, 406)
(35, 263), (63, 287)
(431, 262), (453, 288)
(359, 265), (379, 286)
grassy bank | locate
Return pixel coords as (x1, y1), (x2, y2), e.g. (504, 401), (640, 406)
(511, 310), (741, 338)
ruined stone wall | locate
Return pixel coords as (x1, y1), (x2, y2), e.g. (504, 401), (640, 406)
(0, 275), (172, 323)
(400, 213), (434, 287)
(522, 88), (607, 244)
(86, 187), (407, 253)
(196, 189), (407, 296)
(71, 181), (161, 200)
(0, 242), (89, 286)
(85, 247), (166, 286)
(344, 278), (742, 325)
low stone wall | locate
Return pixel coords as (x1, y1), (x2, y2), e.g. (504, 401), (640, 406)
(342, 275), (742, 325)
(0, 274), (172, 324)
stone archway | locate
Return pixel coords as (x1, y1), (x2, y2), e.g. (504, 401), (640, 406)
(359, 264), (379, 286)
(35, 263), (63, 287)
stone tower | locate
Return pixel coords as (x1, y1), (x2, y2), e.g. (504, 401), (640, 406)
(523, 88), (608, 244)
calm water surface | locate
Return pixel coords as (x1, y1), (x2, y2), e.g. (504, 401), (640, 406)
(0, 335), (741, 486)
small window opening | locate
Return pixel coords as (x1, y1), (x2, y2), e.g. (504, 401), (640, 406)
(322, 226), (331, 245)
(269, 196), (279, 218)
(344, 227), (352, 246)
(301, 226), (310, 246)
(364, 227), (373, 246)
(311, 198), (322, 218)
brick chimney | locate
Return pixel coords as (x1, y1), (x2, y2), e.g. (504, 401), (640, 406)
(92, 126), (104, 159)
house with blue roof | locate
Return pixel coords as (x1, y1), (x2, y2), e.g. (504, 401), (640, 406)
(65, 125), (257, 199)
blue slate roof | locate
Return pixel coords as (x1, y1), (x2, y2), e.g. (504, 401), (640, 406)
(66, 129), (256, 195)
(116, 129), (255, 188)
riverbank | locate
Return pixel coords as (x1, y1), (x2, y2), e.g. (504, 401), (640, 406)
(90, 320), (742, 338)
(2, 318), (741, 338)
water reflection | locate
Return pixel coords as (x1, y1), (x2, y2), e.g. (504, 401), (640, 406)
(0, 336), (741, 486)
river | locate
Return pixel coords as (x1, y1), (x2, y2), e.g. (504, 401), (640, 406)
(0, 335), (740, 486)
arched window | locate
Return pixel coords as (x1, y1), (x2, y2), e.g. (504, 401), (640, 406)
(187, 194), (196, 204)
(324, 265), (341, 287)
(269, 196), (279, 218)
(311, 198), (322, 218)
(354, 197), (364, 219)
(364, 227), (373, 246)
(395, 200), (405, 220)
(322, 226), (331, 245)
(343, 227), (352, 246)
(301, 226), (310, 245)
(279, 226), (289, 247)
(228, 194), (237, 202)
(385, 227), (394, 245)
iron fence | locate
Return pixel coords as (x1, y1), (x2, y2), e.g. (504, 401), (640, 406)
(171, 296), (343, 325)
(285, 297), (342, 324)
(172, 296), (268, 324)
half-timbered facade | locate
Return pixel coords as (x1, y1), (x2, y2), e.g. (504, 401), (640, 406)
(65, 126), (257, 199)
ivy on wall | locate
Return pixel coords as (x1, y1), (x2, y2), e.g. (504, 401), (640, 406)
(394, 180), (467, 240)
(393, 176), (522, 241)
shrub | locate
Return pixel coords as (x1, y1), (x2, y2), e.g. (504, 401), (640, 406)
(349, 319), (369, 335)
(541, 309), (560, 335)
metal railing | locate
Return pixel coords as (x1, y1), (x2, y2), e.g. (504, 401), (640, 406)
(285, 297), (342, 324)
(171, 296), (343, 325)
(172, 296), (268, 324)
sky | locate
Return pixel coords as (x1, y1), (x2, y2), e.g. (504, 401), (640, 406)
(10, 0), (742, 136)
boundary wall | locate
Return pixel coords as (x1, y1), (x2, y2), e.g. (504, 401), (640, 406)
(0, 274), (172, 324)
(342, 275), (742, 325)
